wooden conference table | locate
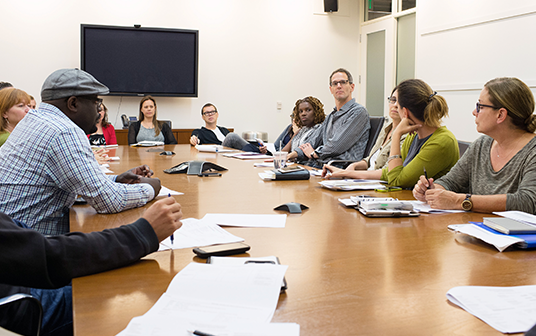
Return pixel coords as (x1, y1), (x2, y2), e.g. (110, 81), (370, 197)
(71, 145), (536, 336)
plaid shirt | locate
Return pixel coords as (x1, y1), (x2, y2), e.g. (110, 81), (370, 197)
(0, 103), (154, 235)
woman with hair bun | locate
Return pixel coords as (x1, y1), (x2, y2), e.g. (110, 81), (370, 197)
(323, 79), (459, 188)
(414, 77), (536, 214)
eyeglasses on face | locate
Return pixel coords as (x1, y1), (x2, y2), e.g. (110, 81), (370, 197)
(387, 96), (397, 104)
(475, 102), (500, 113)
(330, 80), (350, 87)
(202, 110), (217, 116)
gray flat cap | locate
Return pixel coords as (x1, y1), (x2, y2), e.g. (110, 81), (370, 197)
(41, 68), (109, 101)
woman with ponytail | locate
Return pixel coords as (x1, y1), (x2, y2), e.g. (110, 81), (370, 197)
(414, 77), (536, 214)
(323, 79), (459, 188)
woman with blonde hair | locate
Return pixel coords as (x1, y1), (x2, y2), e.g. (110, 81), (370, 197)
(128, 96), (177, 144)
(323, 79), (459, 188)
(414, 77), (536, 214)
(0, 88), (30, 146)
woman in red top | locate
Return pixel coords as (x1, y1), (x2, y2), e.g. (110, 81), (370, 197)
(88, 103), (117, 145)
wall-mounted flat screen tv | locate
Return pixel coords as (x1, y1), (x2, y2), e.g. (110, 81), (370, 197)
(81, 24), (198, 97)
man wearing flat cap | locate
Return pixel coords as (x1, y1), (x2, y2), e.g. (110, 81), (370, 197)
(0, 69), (161, 235)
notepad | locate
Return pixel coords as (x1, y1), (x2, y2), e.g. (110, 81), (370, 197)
(483, 217), (536, 234)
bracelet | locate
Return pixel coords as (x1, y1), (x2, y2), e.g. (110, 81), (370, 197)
(387, 155), (402, 162)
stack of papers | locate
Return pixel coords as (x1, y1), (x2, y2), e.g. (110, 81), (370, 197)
(319, 179), (385, 191)
(118, 263), (299, 336)
(448, 224), (525, 252)
(447, 285), (536, 333)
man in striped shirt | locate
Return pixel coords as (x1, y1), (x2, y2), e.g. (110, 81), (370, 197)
(292, 68), (370, 168)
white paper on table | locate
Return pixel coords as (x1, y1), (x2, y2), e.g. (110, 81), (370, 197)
(195, 144), (236, 153)
(157, 185), (184, 197)
(203, 213), (286, 228)
(446, 285), (536, 333)
(309, 169), (322, 177)
(447, 224), (524, 252)
(118, 317), (299, 336)
(319, 179), (386, 191)
(254, 162), (274, 168)
(409, 201), (465, 213)
(223, 152), (273, 160)
(493, 210), (536, 227)
(109, 156), (120, 161)
(158, 218), (244, 251)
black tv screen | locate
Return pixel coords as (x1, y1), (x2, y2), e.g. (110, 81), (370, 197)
(81, 24), (198, 97)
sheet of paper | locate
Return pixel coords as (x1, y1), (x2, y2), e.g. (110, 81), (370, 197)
(157, 185), (184, 197)
(447, 224), (524, 252)
(493, 210), (536, 226)
(118, 263), (291, 336)
(223, 152), (273, 160)
(319, 179), (386, 191)
(309, 169), (322, 177)
(203, 213), (286, 228)
(99, 165), (114, 174)
(195, 144), (236, 153)
(119, 317), (300, 336)
(446, 285), (536, 333)
(409, 201), (465, 213)
(158, 218), (244, 251)
(254, 162), (274, 168)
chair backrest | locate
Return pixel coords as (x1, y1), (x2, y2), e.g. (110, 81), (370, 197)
(458, 140), (471, 157)
(0, 294), (42, 336)
(161, 120), (172, 129)
(363, 116), (386, 158)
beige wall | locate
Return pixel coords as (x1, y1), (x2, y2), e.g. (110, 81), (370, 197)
(0, 0), (360, 142)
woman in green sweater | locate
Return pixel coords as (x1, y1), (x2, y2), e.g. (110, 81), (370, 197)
(322, 79), (459, 188)
(0, 88), (31, 147)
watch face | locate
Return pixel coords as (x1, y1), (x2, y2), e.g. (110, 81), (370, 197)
(462, 200), (472, 211)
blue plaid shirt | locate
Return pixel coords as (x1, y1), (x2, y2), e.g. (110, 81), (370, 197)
(0, 103), (154, 235)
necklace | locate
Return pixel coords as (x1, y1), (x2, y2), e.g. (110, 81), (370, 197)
(494, 136), (525, 158)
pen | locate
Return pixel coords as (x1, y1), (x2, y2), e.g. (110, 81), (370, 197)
(188, 330), (217, 336)
(423, 167), (430, 189)
(168, 193), (174, 245)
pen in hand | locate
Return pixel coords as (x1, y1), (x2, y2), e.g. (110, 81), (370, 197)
(423, 167), (430, 189)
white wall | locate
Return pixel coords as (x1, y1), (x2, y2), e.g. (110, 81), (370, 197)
(416, 0), (536, 142)
(0, 0), (360, 142)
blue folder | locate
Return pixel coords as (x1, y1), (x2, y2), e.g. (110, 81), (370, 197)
(470, 222), (536, 249)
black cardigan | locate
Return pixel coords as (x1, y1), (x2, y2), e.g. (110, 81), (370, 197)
(191, 126), (230, 145)
(128, 121), (178, 145)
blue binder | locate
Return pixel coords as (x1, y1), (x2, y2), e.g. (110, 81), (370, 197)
(470, 222), (536, 249)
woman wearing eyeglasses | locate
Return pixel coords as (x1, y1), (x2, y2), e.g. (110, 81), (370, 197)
(323, 79), (459, 188)
(413, 77), (536, 214)
(128, 96), (177, 145)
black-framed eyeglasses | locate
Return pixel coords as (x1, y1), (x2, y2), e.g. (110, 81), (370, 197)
(77, 96), (103, 108)
(475, 102), (500, 113)
(202, 110), (217, 116)
(387, 96), (397, 104)
(330, 80), (350, 87)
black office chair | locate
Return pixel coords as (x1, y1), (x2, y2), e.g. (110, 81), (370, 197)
(0, 293), (42, 336)
(161, 120), (172, 129)
(457, 140), (471, 157)
(328, 116), (386, 169)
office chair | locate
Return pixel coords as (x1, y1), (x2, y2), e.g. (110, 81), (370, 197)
(457, 140), (471, 157)
(161, 120), (172, 129)
(0, 293), (42, 336)
(328, 116), (386, 169)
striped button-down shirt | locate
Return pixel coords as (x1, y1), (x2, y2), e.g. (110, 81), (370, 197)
(0, 103), (154, 235)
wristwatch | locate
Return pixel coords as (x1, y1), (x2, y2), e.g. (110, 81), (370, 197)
(461, 194), (473, 211)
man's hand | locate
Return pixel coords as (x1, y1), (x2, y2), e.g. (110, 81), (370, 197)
(190, 135), (199, 146)
(128, 165), (154, 178)
(140, 177), (161, 196)
(142, 197), (183, 242)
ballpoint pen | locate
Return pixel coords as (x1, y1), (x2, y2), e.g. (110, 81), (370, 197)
(423, 167), (430, 189)
(168, 193), (174, 245)
(188, 330), (217, 336)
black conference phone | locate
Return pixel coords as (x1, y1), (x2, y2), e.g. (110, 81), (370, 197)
(164, 160), (227, 175)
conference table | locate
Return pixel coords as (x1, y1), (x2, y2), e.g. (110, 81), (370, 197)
(71, 145), (536, 336)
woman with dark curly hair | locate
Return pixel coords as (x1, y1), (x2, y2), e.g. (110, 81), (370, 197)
(286, 96), (325, 159)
